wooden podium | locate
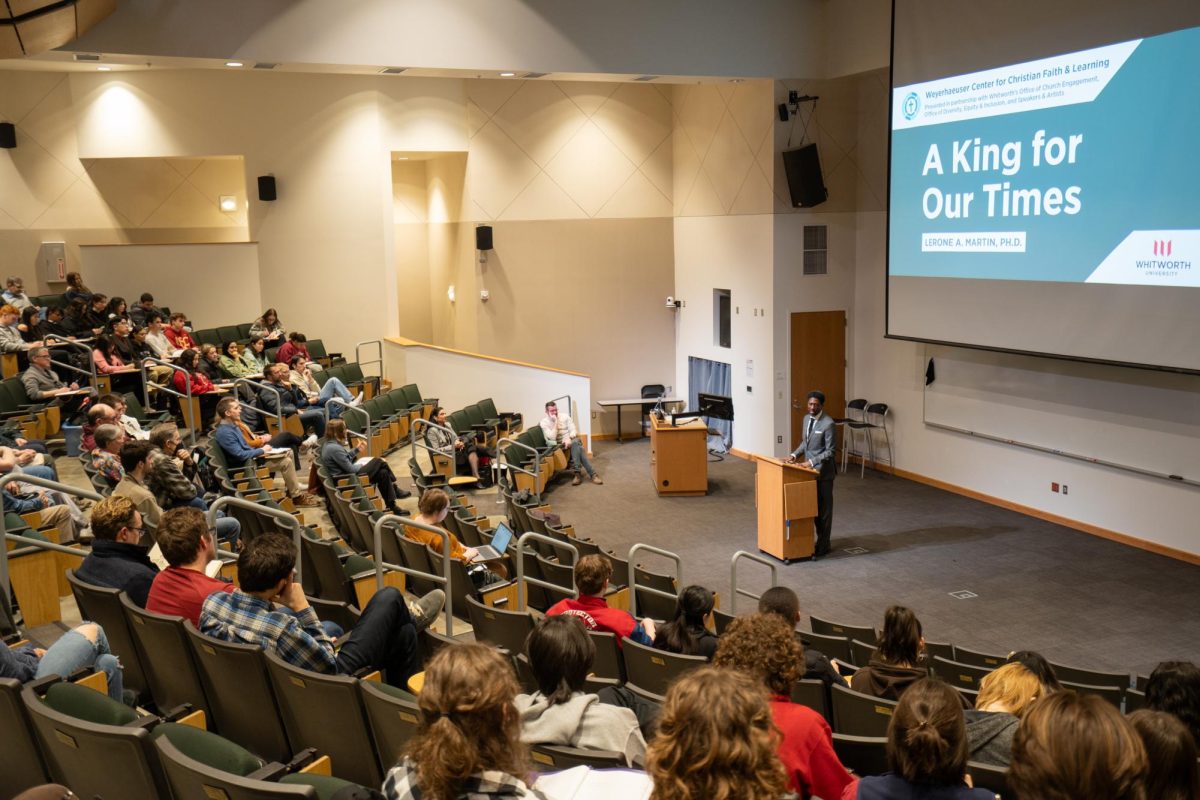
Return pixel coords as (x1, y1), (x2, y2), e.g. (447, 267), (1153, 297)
(649, 416), (708, 496)
(754, 455), (819, 562)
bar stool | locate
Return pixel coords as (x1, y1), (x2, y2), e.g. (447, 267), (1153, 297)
(863, 403), (892, 473)
(835, 399), (870, 475)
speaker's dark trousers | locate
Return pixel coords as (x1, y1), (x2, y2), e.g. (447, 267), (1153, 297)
(814, 463), (835, 555)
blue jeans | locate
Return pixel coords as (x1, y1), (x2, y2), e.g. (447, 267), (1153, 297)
(19, 464), (56, 481)
(298, 408), (326, 437)
(35, 623), (124, 702)
(315, 377), (354, 419)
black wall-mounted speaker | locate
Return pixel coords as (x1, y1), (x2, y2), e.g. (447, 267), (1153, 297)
(782, 144), (828, 208)
(0, 123), (15, 149)
(475, 225), (493, 251)
(257, 175), (277, 202)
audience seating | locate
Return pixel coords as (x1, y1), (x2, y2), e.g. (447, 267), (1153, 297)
(951, 645), (1006, 669)
(621, 637), (706, 697)
(1049, 661), (1130, 691)
(712, 607), (735, 635)
(849, 638), (876, 668)
(65, 571), (150, 699)
(799, 630), (853, 665)
(156, 731), (334, 799)
(832, 733), (888, 777)
(967, 761), (1011, 796)
(632, 565), (678, 621)
(426, 541), (518, 615)
(923, 640), (955, 662)
(530, 744), (626, 771)
(810, 615), (878, 646)
(1125, 687), (1145, 713)
(931, 655), (992, 692)
(359, 680), (420, 769)
(1, 676), (51, 795)
(790, 678), (830, 722)
(465, 596), (535, 656)
(830, 684), (897, 737)
(1060, 679), (1124, 708)
(588, 630), (627, 684)
(119, 594), (210, 716)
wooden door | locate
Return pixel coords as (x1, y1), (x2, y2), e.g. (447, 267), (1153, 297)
(789, 311), (846, 451)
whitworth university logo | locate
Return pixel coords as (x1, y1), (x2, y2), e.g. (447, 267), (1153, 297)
(1153, 240), (1173, 256)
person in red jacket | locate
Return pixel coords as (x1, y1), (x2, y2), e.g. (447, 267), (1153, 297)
(172, 348), (221, 427)
(164, 312), (195, 351)
(275, 331), (313, 366)
(546, 554), (656, 645)
(714, 613), (856, 800)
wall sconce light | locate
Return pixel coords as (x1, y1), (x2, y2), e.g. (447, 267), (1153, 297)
(447, 285), (456, 303)
(219, 195), (237, 212)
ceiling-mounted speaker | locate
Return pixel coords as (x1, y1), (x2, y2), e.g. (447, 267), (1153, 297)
(257, 175), (277, 202)
(475, 225), (493, 251)
(782, 144), (828, 208)
(0, 123), (15, 149)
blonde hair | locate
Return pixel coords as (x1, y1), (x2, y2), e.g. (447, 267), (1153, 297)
(975, 662), (1042, 716)
(646, 666), (789, 800)
(401, 644), (527, 800)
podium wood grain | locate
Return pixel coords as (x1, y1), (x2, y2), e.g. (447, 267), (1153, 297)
(754, 455), (818, 561)
(649, 416), (708, 496)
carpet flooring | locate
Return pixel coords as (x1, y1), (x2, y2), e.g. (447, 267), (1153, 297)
(536, 436), (1200, 676)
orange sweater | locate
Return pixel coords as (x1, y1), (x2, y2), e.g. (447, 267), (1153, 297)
(403, 524), (467, 562)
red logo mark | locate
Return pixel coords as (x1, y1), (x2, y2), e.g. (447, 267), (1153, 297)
(1153, 240), (1173, 256)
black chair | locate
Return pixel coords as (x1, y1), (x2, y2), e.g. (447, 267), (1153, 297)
(849, 638), (876, 668)
(530, 743), (626, 771)
(1125, 687), (1145, 713)
(830, 683), (897, 737)
(931, 655), (992, 692)
(952, 645), (1006, 669)
(465, 595), (535, 655)
(712, 607), (736, 635)
(621, 637), (706, 697)
(810, 615), (877, 646)
(967, 760), (1011, 796)
(632, 565), (678, 621)
(790, 678), (830, 722)
(587, 630), (627, 683)
(119, 595), (210, 716)
(639, 383), (666, 433)
(923, 640), (955, 661)
(799, 630), (853, 665)
(832, 733), (888, 777)
(1061, 679), (1124, 708)
(1049, 661), (1130, 691)
(359, 680), (421, 770)
(65, 571), (150, 699)
(0, 677), (50, 796)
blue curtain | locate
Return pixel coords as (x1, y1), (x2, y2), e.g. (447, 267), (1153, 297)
(687, 356), (732, 451)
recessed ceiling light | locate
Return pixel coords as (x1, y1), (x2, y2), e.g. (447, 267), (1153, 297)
(97, 66), (111, 71)
(225, 61), (244, 68)
(499, 72), (516, 77)
(730, 79), (744, 83)
(219, 195), (237, 212)
(395, 157), (409, 161)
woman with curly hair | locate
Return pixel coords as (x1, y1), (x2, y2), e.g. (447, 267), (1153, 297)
(714, 613), (854, 800)
(383, 644), (544, 800)
(646, 666), (791, 800)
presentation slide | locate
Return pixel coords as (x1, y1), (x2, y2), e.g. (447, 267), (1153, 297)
(887, 0), (1200, 373)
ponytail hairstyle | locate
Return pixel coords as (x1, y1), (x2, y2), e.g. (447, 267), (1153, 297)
(877, 605), (923, 667)
(659, 585), (716, 656)
(402, 644), (527, 800)
(525, 615), (594, 705)
(886, 678), (969, 786)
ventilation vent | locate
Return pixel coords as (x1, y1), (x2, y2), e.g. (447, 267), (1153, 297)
(633, 75), (659, 82)
(379, 67), (408, 75)
(253, 62), (279, 70)
(802, 224), (828, 275)
(521, 72), (549, 79)
(73, 54), (102, 62)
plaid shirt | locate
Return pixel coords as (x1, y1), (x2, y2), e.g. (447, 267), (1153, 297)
(383, 759), (547, 800)
(200, 589), (337, 674)
(91, 449), (125, 485)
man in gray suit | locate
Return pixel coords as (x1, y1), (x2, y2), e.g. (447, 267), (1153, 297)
(786, 390), (836, 558)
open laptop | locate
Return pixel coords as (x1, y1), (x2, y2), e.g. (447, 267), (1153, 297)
(471, 521), (515, 562)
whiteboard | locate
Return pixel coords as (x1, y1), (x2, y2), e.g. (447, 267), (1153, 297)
(79, 243), (262, 330)
(923, 345), (1200, 486)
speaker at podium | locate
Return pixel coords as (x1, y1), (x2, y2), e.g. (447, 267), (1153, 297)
(753, 455), (819, 562)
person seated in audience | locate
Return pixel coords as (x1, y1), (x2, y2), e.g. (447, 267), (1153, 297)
(322, 419), (409, 511)
(63, 271), (92, 304)
(142, 312), (172, 359)
(146, 422), (240, 546)
(275, 330), (314, 366)
(249, 307), (285, 343)
(515, 614), (646, 766)
(212, 396), (320, 507)
(287, 353), (359, 414)
(18, 306), (41, 342)
(92, 334), (140, 394)
(97, 392), (147, 441)
(403, 487), (505, 582)
(383, 644), (536, 800)
(1009, 691), (1148, 800)
(81, 293), (109, 334)
(1127, 709), (1199, 800)
(426, 405), (484, 483)
(714, 613), (854, 800)
(36, 305), (71, 340)
(1004, 650), (1063, 693)
(847, 678), (994, 800)
(547, 554), (655, 645)
(0, 621), (125, 702)
(0, 428), (55, 478)
(653, 584), (719, 660)
(0, 304), (38, 366)
(645, 666), (792, 800)
(127, 326), (171, 383)
(61, 298), (90, 336)
(105, 296), (130, 327)
(1145, 660), (1200, 746)
(129, 292), (164, 327)
(540, 399), (602, 486)
(218, 340), (257, 378)
(0, 448), (76, 540)
(109, 318), (135, 361)
(75, 494), (159, 606)
(173, 348), (222, 424)
(3, 276), (34, 310)
(963, 661), (1042, 767)
(80, 404), (117, 452)
(145, 507), (234, 625)
(260, 362), (325, 438)
(196, 343), (224, 381)
(23, 345), (84, 407)
(89, 424), (126, 486)
(850, 605), (930, 701)
(112, 440), (164, 537)
(164, 312), (195, 351)
(201, 532), (443, 687)
(757, 586), (848, 688)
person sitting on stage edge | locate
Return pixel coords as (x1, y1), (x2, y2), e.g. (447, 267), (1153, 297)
(785, 388), (836, 559)
(757, 585), (848, 688)
(547, 554), (654, 645)
(540, 400), (602, 486)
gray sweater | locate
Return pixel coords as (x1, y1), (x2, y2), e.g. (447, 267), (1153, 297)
(964, 709), (1019, 767)
(515, 691), (646, 766)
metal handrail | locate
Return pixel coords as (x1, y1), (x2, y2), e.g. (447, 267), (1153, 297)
(497, 436), (542, 503)
(412, 417), (458, 465)
(354, 340), (382, 380)
(233, 377), (286, 433)
(205, 495), (307, 584)
(729, 550), (778, 614)
(139, 356), (196, 446)
(0, 474), (103, 634)
(43, 334), (99, 387)
(371, 513), (453, 635)
(628, 543), (682, 618)
(516, 531), (578, 612)
(326, 397), (373, 447)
